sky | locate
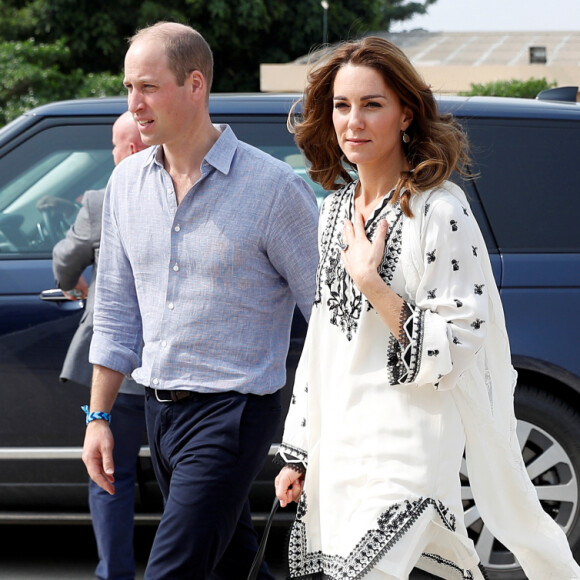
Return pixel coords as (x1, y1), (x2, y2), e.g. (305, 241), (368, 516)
(389, 0), (580, 32)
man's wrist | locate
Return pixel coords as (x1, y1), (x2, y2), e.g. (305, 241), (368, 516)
(81, 405), (111, 426)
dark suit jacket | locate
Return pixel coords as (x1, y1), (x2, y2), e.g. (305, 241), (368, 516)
(52, 189), (141, 394)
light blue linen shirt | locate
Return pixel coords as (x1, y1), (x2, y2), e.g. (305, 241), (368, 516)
(89, 124), (319, 394)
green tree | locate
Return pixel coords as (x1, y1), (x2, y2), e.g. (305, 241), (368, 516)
(0, 0), (436, 123)
(0, 38), (124, 126)
(460, 78), (556, 99)
(2, 0), (437, 90)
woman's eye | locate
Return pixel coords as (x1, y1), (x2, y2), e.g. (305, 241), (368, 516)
(334, 102), (349, 109)
(365, 101), (381, 108)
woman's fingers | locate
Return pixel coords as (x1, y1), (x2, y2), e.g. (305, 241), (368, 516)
(275, 467), (304, 507)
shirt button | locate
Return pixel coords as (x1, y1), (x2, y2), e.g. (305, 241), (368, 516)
(161, 341), (167, 348)
(174, 225), (181, 232)
(173, 264), (179, 271)
(168, 302), (174, 310)
(153, 378), (159, 386)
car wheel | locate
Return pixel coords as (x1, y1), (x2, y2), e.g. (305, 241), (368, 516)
(460, 384), (580, 579)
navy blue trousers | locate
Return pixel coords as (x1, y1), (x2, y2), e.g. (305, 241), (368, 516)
(144, 388), (282, 580)
(90, 392), (147, 580)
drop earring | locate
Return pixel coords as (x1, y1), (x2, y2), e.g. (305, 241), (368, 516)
(402, 131), (410, 144)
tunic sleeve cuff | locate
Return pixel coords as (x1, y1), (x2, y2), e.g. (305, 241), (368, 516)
(275, 442), (308, 474)
(387, 301), (424, 384)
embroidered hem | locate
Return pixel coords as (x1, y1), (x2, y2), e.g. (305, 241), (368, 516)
(287, 495), (479, 580)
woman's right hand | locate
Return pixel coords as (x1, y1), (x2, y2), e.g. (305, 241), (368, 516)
(275, 466), (304, 507)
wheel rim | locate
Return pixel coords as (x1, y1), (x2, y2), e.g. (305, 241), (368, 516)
(461, 420), (578, 571)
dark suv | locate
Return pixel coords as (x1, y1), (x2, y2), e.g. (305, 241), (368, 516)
(0, 92), (579, 579)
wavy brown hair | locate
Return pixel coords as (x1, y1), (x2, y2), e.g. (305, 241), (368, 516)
(289, 36), (471, 217)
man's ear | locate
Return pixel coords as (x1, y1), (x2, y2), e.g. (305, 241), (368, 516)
(189, 70), (206, 100)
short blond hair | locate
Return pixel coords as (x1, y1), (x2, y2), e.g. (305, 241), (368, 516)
(130, 22), (213, 97)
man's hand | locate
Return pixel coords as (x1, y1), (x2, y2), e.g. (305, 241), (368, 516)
(82, 420), (116, 495)
(63, 275), (89, 301)
(275, 466), (304, 507)
(82, 364), (124, 494)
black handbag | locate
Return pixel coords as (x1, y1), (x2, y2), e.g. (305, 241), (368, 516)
(247, 497), (279, 580)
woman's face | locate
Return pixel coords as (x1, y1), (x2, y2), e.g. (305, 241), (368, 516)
(332, 64), (412, 171)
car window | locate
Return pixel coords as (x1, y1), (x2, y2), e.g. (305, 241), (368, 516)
(0, 124), (114, 258)
(216, 117), (330, 208)
(463, 119), (580, 253)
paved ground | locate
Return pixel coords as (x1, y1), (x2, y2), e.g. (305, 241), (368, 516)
(0, 524), (287, 579)
(0, 524), (437, 579)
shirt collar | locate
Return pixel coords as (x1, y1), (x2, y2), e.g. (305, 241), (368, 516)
(146, 124), (237, 176)
(205, 124), (237, 175)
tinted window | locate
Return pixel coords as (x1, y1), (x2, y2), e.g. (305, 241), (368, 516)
(214, 116), (329, 207)
(463, 118), (580, 253)
(0, 124), (114, 258)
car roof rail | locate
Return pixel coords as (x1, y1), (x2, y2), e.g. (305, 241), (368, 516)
(536, 86), (579, 102)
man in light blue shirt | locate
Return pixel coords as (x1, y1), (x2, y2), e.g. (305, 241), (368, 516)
(82, 21), (319, 580)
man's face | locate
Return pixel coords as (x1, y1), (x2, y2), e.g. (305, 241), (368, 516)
(123, 38), (193, 148)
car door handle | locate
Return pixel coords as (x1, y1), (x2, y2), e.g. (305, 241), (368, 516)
(40, 288), (85, 309)
(40, 288), (68, 302)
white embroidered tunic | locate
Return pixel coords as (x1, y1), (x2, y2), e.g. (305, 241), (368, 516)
(278, 180), (580, 580)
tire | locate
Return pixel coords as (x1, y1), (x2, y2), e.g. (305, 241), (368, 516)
(460, 384), (580, 579)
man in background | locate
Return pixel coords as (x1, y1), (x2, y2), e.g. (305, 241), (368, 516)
(53, 111), (149, 580)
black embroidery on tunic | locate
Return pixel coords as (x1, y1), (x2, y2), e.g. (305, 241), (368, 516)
(387, 303), (423, 384)
(426, 249), (436, 263)
(276, 443), (308, 474)
(452, 259), (459, 271)
(397, 302), (413, 349)
(287, 494), (469, 580)
(421, 553), (475, 580)
(450, 220), (458, 231)
(315, 183), (403, 341)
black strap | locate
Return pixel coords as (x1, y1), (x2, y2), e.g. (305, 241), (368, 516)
(247, 497), (279, 580)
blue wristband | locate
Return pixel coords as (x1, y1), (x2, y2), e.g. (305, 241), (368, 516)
(81, 405), (111, 426)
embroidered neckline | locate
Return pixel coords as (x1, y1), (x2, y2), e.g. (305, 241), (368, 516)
(350, 180), (396, 228)
(315, 182), (404, 342)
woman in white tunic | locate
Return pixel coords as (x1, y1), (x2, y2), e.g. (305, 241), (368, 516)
(274, 37), (580, 580)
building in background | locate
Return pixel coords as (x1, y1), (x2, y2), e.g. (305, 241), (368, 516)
(260, 30), (580, 97)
